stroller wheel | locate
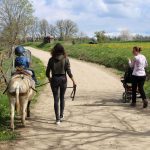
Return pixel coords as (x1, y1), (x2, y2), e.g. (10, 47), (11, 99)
(126, 93), (132, 103)
(122, 92), (131, 103)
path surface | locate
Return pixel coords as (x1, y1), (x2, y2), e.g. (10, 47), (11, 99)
(1, 47), (150, 150)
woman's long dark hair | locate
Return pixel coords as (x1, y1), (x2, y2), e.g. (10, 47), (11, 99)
(51, 43), (66, 58)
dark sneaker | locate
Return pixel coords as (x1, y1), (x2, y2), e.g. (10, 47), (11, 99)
(143, 100), (148, 108)
(130, 103), (136, 107)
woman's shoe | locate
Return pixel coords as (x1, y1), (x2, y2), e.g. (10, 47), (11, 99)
(143, 100), (148, 108)
(56, 120), (60, 125)
(130, 103), (136, 107)
(60, 116), (64, 122)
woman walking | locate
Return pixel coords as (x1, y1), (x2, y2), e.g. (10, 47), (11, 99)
(46, 43), (76, 125)
(129, 46), (148, 108)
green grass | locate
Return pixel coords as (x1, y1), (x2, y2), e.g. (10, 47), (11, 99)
(24, 42), (150, 74)
(65, 43), (150, 72)
(0, 56), (46, 141)
(65, 42), (150, 97)
(25, 41), (150, 97)
(31, 56), (46, 103)
(0, 94), (17, 141)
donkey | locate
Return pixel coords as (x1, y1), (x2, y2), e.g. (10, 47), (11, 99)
(7, 74), (35, 131)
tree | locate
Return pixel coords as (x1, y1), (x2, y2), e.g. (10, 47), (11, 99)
(22, 17), (34, 42)
(119, 29), (133, 41)
(55, 20), (65, 40)
(48, 24), (57, 38)
(95, 31), (106, 43)
(39, 19), (49, 37)
(77, 32), (89, 43)
(30, 17), (40, 41)
(55, 19), (78, 40)
(64, 20), (78, 40)
(0, 0), (34, 54)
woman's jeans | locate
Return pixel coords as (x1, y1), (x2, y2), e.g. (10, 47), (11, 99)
(51, 75), (67, 121)
(132, 75), (146, 104)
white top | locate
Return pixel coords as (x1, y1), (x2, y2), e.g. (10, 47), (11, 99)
(129, 54), (148, 76)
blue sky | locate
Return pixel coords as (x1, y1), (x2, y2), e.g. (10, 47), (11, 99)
(31, 0), (150, 36)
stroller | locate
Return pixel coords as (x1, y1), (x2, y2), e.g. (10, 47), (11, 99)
(121, 67), (140, 103)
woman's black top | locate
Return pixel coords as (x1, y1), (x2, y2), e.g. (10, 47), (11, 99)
(46, 55), (73, 78)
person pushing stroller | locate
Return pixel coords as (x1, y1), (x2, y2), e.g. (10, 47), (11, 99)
(128, 46), (148, 108)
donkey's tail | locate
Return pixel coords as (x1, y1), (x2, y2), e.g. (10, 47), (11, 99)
(16, 85), (20, 114)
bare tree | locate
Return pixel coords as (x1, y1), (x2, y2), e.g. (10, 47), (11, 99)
(64, 20), (78, 40)
(55, 20), (65, 40)
(55, 19), (78, 40)
(39, 19), (49, 37)
(78, 32), (87, 38)
(120, 29), (133, 41)
(48, 24), (57, 38)
(22, 17), (34, 42)
(30, 17), (40, 41)
(0, 0), (33, 54)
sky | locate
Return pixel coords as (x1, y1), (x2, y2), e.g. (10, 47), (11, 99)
(31, 0), (150, 37)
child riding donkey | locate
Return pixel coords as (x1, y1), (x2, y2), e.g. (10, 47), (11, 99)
(14, 46), (37, 83)
(7, 46), (37, 130)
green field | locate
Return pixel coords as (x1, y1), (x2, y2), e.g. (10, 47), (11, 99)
(24, 41), (150, 97)
(24, 41), (150, 73)
(0, 56), (46, 141)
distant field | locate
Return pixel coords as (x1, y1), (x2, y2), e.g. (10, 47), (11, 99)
(0, 56), (45, 141)
(24, 41), (150, 96)
(24, 41), (150, 72)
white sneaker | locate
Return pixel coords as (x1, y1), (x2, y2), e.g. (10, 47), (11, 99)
(60, 117), (64, 122)
(56, 121), (60, 125)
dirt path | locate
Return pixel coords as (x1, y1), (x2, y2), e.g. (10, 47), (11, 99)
(1, 47), (150, 150)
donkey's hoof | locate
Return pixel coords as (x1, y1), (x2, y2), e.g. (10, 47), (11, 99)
(22, 124), (26, 128)
(10, 126), (15, 131)
(27, 114), (30, 118)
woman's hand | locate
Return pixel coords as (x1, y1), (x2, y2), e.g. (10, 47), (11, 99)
(73, 81), (76, 87)
(71, 77), (76, 87)
(128, 58), (132, 64)
(128, 58), (131, 62)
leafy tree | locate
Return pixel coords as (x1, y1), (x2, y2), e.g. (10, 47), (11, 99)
(0, 0), (34, 54)
(95, 31), (106, 43)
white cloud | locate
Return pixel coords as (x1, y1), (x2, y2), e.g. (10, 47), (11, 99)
(30, 0), (150, 36)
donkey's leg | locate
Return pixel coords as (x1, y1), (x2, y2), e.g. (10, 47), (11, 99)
(10, 98), (15, 131)
(21, 99), (28, 127)
(27, 101), (31, 118)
